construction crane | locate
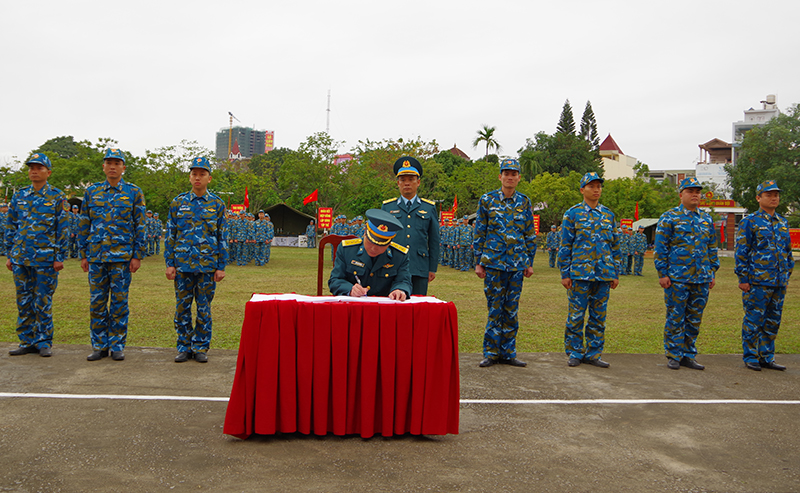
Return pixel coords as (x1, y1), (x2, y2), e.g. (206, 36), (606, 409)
(227, 111), (241, 160)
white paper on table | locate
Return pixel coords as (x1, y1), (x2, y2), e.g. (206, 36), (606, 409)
(249, 293), (447, 304)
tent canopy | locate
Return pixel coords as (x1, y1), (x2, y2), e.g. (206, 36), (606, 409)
(263, 203), (315, 236)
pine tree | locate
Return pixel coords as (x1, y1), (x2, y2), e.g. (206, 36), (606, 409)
(556, 99), (576, 135)
(580, 101), (599, 149)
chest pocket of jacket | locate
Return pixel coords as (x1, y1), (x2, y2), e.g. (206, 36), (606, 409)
(755, 226), (774, 249)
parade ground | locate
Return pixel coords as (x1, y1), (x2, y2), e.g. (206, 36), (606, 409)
(1, 346), (798, 492)
(1, 247), (799, 492)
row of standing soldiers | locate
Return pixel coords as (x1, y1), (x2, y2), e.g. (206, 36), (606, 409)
(226, 210), (275, 266)
(440, 216), (475, 271)
(546, 223), (648, 275)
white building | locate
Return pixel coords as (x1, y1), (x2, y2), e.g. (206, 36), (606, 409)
(731, 94), (780, 165)
(598, 134), (637, 180)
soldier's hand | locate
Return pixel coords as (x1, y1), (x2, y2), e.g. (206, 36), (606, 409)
(388, 289), (407, 301)
(350, 284), (369, 297)
(165, 266), (176, 280)
(215, 270), (226, 282)
(561, 278), (572, 290)
(53, 261), (64, 272)
(739, 282), (750, 292)
(524, 266), (533, 278)
(80, 258), (89, 273)
(129, 258), (141, 273)
(428, 272), (436, 283)
(5, 259), (11, 271)
(658, 276), (671, 289)
(475, 264), (486, 279)
(610, 278), (619, 289)
(709, 278), (716, 290)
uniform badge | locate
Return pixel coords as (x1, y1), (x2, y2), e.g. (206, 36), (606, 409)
(179, 205), (191, 212)
(390, 210), (400, 214)
(515, 207), (523, 212)
(350, 260), (365, 267)
(419, 210), (427, 214)
(383, 263), (394, 269)
(44, 202), (53, 206)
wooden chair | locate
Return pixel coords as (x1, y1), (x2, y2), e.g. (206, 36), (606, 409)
(317, 234), (357, 296)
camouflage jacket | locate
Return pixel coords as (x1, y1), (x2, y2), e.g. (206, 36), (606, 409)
(78, 179), (146, 262)
(630, 232), (647, 255)
(164, 191), (228, 273)
(473, 189), (537, 272)
(5, 183), (68, 266)
(558, 202), (621, 281)
(654, 205), (719, 283)
(734, 209), (794, 287)
(546, 230), (559, 250)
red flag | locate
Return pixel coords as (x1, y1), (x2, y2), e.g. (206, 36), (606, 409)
(244, 187), (249, 209)
(452, 194), (458, 214)
(303, 189), (318, 205)
(634, 201), (639, 221)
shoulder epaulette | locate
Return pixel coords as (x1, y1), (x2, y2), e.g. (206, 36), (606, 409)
(390, 242), (408, 254)
(421, 198), (436, 205)
(342, 238), (362, 247)
(383, 198), (397, 205)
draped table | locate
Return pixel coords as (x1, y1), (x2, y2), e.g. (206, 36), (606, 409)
(223, 294), (460, 439)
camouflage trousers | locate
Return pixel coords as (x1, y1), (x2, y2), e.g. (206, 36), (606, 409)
(236, 243), (251, 266)
(456, 246), (469, 271)
(548, 249), (557, 268)
(229, 242), (238, 262)
(565, 280), (610, 361)
(663, 281), (709, 361)
(147, 237), (156, 256)
(174, 271), (216, 353)
(482, 268), (524, 360)
(307, 236), (315, 248)
(155, 238), (161, 255)
(741, 285), (785, 364)
(633, 254), (644, 275)
(625, 255), (633, 274)
(12, 264), (58, 349)
(69, 236), (79, 258)
(88, 262), (132, 352)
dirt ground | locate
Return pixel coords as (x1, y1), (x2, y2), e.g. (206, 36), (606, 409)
(1, 345), (798, 492)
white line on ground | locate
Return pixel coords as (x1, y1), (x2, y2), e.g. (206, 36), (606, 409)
(1, 393), (799, 405)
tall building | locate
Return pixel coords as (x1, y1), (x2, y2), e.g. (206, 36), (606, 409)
(215, 126), (271, 160)
(731, 95), (780, 165)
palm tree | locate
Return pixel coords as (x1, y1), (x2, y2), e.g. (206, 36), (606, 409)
(472, 124), (501, 157)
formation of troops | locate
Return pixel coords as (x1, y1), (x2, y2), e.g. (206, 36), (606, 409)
(2, 150), (794, 373)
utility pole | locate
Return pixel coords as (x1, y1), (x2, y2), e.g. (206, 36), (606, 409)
(227, 111), (240, 159)
(326, 90), (331, 135)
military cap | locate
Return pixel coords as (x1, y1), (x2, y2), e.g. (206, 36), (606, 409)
(190, 156), (212, 172)
(580, 172), (604, 188)
(499, 158), (520, 172)
(364, 208), (403, 246)
(147, 209), (153, 214)
(154, 212), (159, 217)
(756, 180), (781, 195)
(678, 176), (702, 191)
(26, 153), (52, 169)
(393, 156), (422, 178)
(354, 215), (363, 221)
(103, 148), (126, 163)
(71, 204), (79, 210)
(258, 209), (264, 213)
(550, 225), (556, 230)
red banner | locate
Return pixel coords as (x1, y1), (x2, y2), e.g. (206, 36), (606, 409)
(265, 131), (274, 152)
(303, 189), (318, 205)
(318, 207), (333, 229)
(621, 218), (634, 229)
(231, 204), (245, 213)
(791, 229), (800, 249)
(441, 211), (455, 225)
(533, 215), (540, 235)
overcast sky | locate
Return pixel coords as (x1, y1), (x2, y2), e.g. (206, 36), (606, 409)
(2, 0), (798, 171)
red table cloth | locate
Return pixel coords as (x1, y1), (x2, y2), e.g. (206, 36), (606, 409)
(223, 294), (460, 438)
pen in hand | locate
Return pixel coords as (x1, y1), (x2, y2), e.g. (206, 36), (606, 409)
(354, 274), (370, 297)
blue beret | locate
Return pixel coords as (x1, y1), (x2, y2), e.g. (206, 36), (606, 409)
(678, 177), (702, 191)
(580, 172), (604, 188)
(103, 148), (126, 163)
(756, 180), (781, 195)
(26, 153), (52, 169)
(190, 156), (212, 172)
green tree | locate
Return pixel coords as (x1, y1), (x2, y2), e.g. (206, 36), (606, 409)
(518, 172), (583, 229)
(518, 132), (602, 178)
(600, 177), (679, 220)
(278, 132), (348, 214)
(556, 100), (576, 135)
(726, 103), (800, 213)
(579, 101), (599, 149)
(472, 124), (501, 157)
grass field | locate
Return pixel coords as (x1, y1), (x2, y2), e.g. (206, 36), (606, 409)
(1, 246), (798, 356)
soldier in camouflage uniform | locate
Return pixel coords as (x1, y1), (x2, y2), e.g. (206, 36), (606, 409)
(351, 216), (365, 239)
(165, 157), (227, 363)
(546, 224), (559, 268)
(264, 213), (274, 263)
(254, 210), (268, 266)
(735, 180), (794, 371)
(5, 153), (68, 357)
(459, 216), (474, 271)
(154, 212), (163, 255)
(239, 213), (254, 266)
(69, 204), (81, 258)
(145, 210), (155, 256)
(654, 177), (719, 370)
(558, 172), (620, 368)
(0, 203), (8, 256)
(305, 219), (316, 248)
(78, 148), (146, 362)
(228, 212), (240, 263)
(617, 225), (629, 275)
(631, 225), (647, 276)
(474, 159), (537, 368)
